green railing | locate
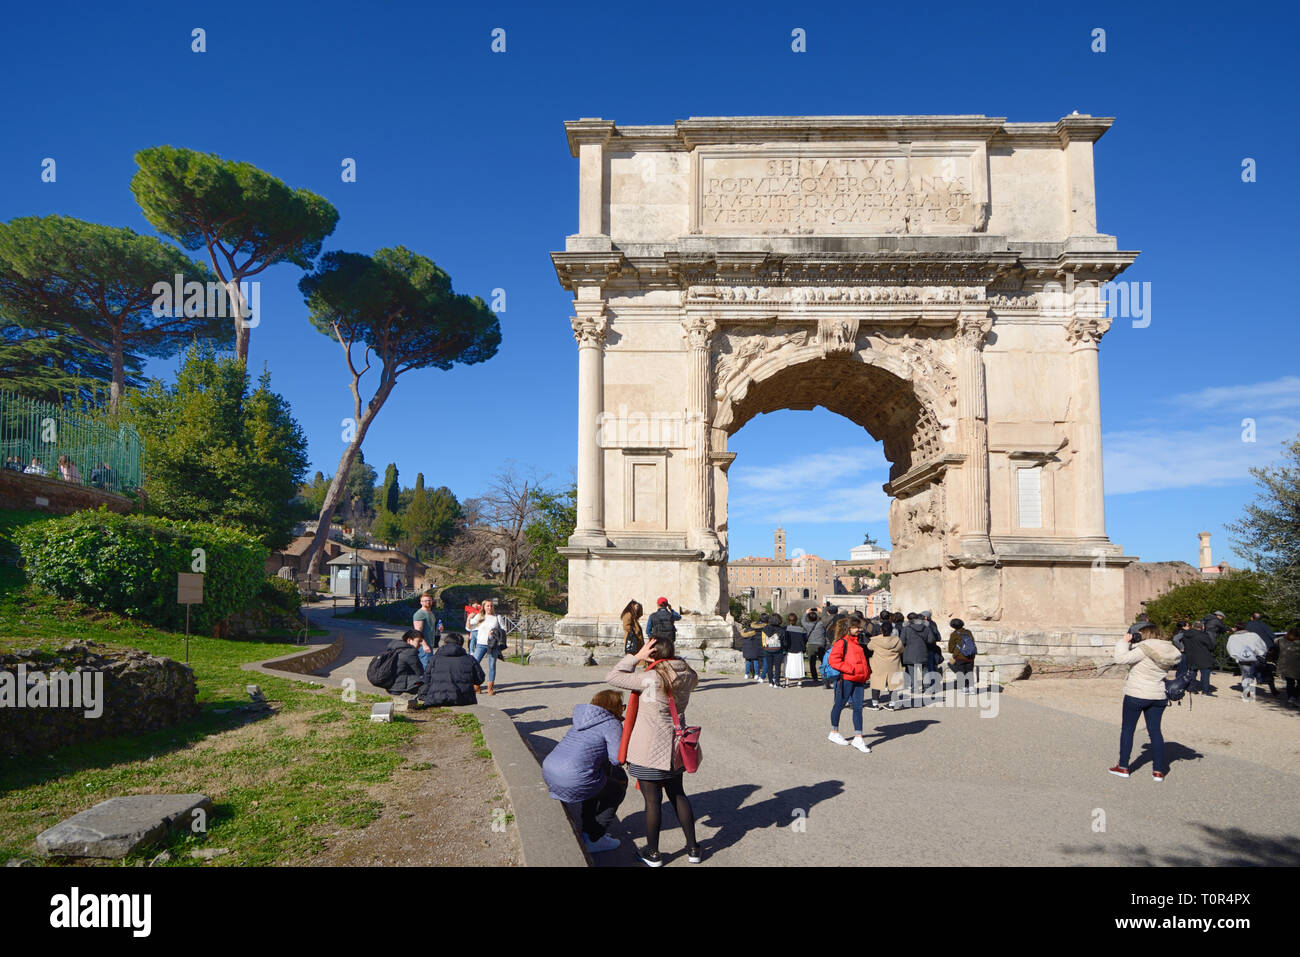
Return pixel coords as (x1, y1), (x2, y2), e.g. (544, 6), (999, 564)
(0, 390), (144, 496)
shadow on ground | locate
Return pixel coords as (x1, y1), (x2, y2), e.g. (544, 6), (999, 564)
(1060, 823), (1300, 866)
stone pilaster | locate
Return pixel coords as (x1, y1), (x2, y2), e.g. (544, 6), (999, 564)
(956, 313), (994, 554)
(682, 313), (721, 559)
(569, 291), (608, 547)
(1065, 314), (1112, 542)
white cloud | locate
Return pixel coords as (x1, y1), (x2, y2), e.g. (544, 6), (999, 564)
(731, 447), (888, 493)
(1104, 416), (1300, 494)
(1166, 375), (1300, 413)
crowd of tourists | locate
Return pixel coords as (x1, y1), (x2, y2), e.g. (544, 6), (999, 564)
(368, 588), (1299, 864)
(366, 592), (512, 706)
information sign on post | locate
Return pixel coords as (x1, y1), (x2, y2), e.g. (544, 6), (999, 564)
(178, 572), (204, 663)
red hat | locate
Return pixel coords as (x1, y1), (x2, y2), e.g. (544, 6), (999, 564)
(656, 597), (668, 605)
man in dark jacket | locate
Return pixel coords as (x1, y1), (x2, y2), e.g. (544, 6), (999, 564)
(384, 631), (427, 695)
(1203, 612), (1229, 643)
(899, 613), (931, 706)
(921, 611), (943, 676)
(1181, 624), (1217, 696)
(647, 597), (680, 641)
(417, 634), (486, 707)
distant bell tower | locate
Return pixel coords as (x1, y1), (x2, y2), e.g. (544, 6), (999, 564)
(775, 526), (786, 561)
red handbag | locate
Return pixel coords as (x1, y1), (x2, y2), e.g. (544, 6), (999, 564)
(665, 685), (702, 773)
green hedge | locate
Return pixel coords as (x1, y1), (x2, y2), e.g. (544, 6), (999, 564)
(259, 575), (302, 618)
(15, 509), (267, 634)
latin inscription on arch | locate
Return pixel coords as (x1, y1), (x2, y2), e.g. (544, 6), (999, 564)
(695, 148), (980, 234)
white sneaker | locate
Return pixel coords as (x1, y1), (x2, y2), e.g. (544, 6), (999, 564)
(828, 731), (849, 746)
(851, 736), (871, 753)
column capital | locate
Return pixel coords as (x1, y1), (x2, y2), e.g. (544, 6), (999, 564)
(1065, 315), (1112, 347)
(571, 297), (608, 347)
(955, 313), (994, 350)
(681, 314), (717, 351)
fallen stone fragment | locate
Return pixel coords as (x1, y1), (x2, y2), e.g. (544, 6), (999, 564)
(36, 794), (212, 859)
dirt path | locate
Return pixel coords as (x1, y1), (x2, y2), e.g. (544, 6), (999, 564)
(301, 707), (521, 867)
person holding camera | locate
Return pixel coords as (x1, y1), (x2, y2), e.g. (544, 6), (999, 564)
(606, 633), (701, 867)
(1109, 622), (1182, 781)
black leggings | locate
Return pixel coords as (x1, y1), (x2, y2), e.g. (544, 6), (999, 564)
(638, 775), (697, 854)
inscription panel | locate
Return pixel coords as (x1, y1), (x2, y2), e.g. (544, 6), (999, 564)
(694, 144), (987, 235)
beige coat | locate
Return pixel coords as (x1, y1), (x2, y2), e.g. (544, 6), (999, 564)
(606, 655), (697, 771)
(1115, 638), (1182, 700)
(867, 634), (904, 691)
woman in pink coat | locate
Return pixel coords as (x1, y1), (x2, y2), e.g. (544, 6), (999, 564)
(606, 633), (701, 867)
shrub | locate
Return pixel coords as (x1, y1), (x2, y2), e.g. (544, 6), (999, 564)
(259, 575), (302, 617)
(16, 508), (267, 633)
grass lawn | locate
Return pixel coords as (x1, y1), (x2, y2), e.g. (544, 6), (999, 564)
(0, 509), (449, 866)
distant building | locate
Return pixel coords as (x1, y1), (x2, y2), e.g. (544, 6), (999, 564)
(727, 527), (891, 612)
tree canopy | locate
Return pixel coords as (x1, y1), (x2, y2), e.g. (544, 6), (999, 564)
(0, 322), (145, 406)
(1228, 434), (1300, 622)
(123, 344), (309, 549)
(131, 145), (339, 361)
(0, 215), (229, 408)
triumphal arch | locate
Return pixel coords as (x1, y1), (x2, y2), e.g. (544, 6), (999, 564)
(540, 115), (1138, 668)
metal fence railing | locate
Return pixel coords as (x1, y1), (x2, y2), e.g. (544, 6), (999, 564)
(0, 390), (144, 496)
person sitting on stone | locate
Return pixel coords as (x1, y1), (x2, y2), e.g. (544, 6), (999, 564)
(23, 457), (47, 476)
(416, 633), (486, 708)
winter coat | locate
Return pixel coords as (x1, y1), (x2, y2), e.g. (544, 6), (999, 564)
(1181, 627), (1217, 670)
(385, 639), (426, 695)
(900, 621), (931, 666)
(419, 642), (485, 707)
(867, 634), (903, 691)
(948, 629), (977, 664)
(828, 636), (869, 684)
(1276, 635), (1300, 680)
(622, 611), (644, 655)
(785, 624), (808, 654)
(1115, 637), (1182, 701)
(922, 617), (941, 648)
(541, 703), (623, 803)
(739, 624), (764, 661)
(1203, 616), (1229, 641)
(761, 623), (788, 655)
(646, 606), (679, 640)
(1243, 619), (1276, 650)
(1226, 630), (1267, 664)
(805, 619), (829, 651)
(606, 655), (697, 771)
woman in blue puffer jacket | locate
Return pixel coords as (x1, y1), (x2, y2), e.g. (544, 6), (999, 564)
(541, 690), (628, 854)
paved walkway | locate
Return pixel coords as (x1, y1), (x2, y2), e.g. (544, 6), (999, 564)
(305, 609), (1300, 867)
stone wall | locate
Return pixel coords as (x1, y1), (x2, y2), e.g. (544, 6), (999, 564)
(0, 641), (199, 758)
(0, 468), (135, 515)
(256, 636), (343, 675)
(1123, 561), (1201, 623)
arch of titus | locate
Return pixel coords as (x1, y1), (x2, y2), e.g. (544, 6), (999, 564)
(538, 115), (1138, 669)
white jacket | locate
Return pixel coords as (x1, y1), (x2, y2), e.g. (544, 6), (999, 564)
(1115, 638), (1182, 701)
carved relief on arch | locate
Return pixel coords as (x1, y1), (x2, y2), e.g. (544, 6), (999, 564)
(711, 327), (809, 406)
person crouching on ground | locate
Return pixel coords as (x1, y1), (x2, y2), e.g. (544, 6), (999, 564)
(606, 634), (702, 867)
(415, 633), (485, 708)
(827, 616), (872, 753)
(542, 690), (629, 855)
(1109, 622), (1182, 781)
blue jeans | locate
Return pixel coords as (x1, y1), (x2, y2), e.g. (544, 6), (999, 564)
(473, 643), (496, 683)
(1239, 661), (1257, 697)
(1192, 668), (1213, 694)
(745, 658), (762, 678)
(831, 680), (865, 735)
(766, 652), (784, 686)
(1119, 694), (1167, 773)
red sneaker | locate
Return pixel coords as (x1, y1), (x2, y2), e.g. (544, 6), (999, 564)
(1152, 771), (1165, 782)
(1108, 765), (1130, 778)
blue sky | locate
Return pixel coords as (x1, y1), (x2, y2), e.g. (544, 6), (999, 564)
(1, 0), (1295, 569)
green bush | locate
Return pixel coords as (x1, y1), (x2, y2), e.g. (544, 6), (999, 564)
(15, 509), (267, 633)
(259, 575), (302, 617)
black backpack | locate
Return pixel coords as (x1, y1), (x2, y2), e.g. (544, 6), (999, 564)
(650, 611), (676, 640)
(366, 647), (404, 689)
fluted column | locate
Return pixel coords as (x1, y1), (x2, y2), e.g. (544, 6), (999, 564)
(682, 313), (720, 557)
(570, 295), (608, 546)
(956, 313), (994, 555)
(1065, 314), (1112, 542)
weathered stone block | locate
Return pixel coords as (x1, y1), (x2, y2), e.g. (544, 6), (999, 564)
(36, 794), (212, 859)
